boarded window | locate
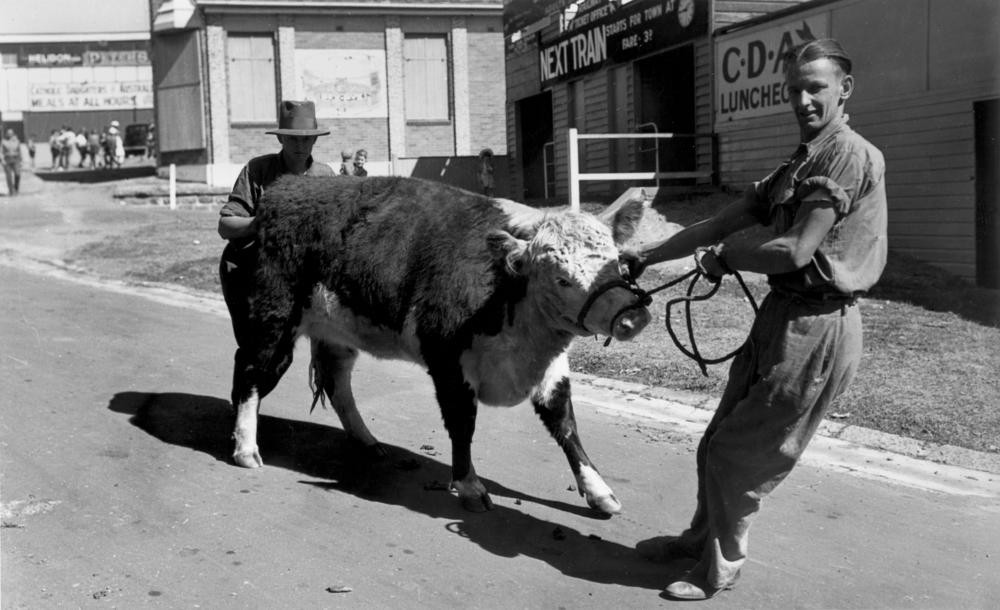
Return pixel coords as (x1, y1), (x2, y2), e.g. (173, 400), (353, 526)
(153, 31), (205, 152)
(227, 35), (276, 123)
(404, 35), (449, 121)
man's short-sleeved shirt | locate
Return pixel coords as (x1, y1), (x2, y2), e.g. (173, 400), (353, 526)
(747, 116), (888, 296)
(220, 152), (334, 219)
(220, 152), (334, 247)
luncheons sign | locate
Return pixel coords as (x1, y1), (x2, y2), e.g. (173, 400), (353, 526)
(715, 13), (830, 122)
(539, 0), (707, 87)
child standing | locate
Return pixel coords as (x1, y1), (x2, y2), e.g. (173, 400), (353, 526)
(339, 149), (353, 175)
(478, 148), (495, 197)
(353, 149), (368, 177)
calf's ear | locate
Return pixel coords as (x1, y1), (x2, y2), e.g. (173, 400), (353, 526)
(486, 230), (529, 275)
(599, 193), (646, 246)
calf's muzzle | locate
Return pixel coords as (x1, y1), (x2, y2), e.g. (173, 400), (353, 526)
(577, 279), (652, 342)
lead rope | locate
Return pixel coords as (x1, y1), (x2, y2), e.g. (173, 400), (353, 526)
(659, 270), (759, 376)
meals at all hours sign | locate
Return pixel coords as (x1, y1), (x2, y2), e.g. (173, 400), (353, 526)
(715, 13), (830, 123)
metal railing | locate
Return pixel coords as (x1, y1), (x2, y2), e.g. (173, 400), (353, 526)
(567, 127), (716, 210)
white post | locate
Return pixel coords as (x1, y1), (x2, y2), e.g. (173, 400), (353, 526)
(169, 163), (177, 210)
(568, 127), (580, 212)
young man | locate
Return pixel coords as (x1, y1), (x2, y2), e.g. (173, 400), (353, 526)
(217, 100), (334, 394)
(626, 39), (887, 600)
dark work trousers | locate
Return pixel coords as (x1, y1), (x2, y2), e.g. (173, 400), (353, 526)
(673, 289), (863, 588)
(219, 241), (257, 404)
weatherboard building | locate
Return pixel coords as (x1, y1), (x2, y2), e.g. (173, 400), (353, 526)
(503, 0), (999, 285)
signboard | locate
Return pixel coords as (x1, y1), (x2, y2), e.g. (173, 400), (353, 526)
(20, 47), (150, 67)
(296, 49), (388, 119)
(539, 0), (708, 87)
(715, 13), (830, 122)
(28, 81), (154, 111)
(504, 0), (567, 37)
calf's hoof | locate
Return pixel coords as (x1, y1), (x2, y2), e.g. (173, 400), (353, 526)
(451, 479), (494, 512)
(577, 464), (622, 515)
(233, 448), (263, 468)
(363, 441), (390, 460)
(586, 492), (622, 516)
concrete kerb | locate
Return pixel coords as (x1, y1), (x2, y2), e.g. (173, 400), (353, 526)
(2, 250), (998, 487)
(112, 179), (230, 209)
(573, 373), (1000, 481)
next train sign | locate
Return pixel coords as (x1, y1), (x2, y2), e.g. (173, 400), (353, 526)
(715, 13), (830, 122)
(539, 0), (708, 87)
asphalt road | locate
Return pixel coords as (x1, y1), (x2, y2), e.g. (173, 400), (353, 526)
(1, 255), (998, 609)
(2, 178), (998, 608)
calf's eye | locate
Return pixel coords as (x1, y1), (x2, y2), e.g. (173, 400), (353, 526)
(556, 277), (573, 288)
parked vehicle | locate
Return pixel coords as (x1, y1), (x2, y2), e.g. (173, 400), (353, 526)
(123, 123), (150, 157)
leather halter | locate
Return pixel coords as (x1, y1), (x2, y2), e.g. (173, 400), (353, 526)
(575, 278), (652, 338)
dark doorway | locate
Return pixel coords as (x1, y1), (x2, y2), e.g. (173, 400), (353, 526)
(974, 98), (999, 288)
(517, 92), (553, 200)
(634, 45), (696, 184)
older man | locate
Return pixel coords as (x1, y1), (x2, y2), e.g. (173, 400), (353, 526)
(217, 100), (335, 399)
(627, 38), (887, 600)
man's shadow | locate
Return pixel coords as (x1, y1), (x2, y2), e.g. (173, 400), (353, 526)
(108, 391), (687, 591)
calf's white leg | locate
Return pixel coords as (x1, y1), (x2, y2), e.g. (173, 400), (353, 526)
(531, 352), (621, 515)
(233, 388), (263, 468)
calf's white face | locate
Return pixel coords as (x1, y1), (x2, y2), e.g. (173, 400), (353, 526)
(489, 202), (651, 341)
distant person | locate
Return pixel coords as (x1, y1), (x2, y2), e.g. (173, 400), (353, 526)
(2, 128), (24, 196)
(478, 148), (495, 197)
(217, 100), (334, 391)
(26, 135), (36, 169)
(87, 130), (102, 169)
(75, 128), (88, 168)
(352, 149), (368, 177)
(58, 126), (75, 170)
(105, 121), (124, 169)
(146, 123), (156, 161)
(48, 130), (60, 169)
(339, 149), (353, 176)
(626, 39), (887, 600)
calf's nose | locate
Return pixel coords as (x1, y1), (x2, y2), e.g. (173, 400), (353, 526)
(612, 307), (651, 341)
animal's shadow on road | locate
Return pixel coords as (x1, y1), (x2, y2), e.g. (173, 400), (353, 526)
(109, 391), (680, 591)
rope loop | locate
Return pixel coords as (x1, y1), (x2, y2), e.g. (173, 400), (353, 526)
(642, 269), (759, 377)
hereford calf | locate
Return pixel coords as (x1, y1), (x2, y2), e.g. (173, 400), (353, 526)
(231, 176), (650, 514)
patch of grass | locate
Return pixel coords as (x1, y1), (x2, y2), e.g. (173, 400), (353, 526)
(68, 209), (222, 292)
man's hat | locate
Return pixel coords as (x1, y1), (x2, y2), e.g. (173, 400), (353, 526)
(266, 100), (330, 137)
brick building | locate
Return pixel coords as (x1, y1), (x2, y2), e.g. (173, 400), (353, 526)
(151, 0), (507, 192)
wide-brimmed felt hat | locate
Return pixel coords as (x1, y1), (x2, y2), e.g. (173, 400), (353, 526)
(266, 100), (330, 136)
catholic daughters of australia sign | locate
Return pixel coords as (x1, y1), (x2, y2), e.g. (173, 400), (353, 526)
(539, 0), (707, 87)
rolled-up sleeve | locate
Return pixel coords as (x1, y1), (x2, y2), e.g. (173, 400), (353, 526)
(796, 149), (869, 217)
(220, 165), (254, 218)
(794, 176), (852, 216)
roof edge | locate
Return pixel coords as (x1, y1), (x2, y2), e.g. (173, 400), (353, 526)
(195, 0), (501, 10)
(714, 0), (841, 37)
(0, 32), (151, 44)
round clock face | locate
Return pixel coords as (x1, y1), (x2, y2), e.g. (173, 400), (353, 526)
(678, 0), (695, 27)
